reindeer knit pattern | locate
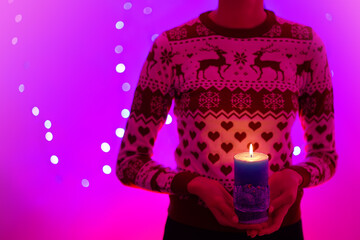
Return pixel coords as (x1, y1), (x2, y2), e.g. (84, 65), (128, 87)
(116, 9), (338, 232)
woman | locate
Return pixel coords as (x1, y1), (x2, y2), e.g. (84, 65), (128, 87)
(116, 0), (338, 239)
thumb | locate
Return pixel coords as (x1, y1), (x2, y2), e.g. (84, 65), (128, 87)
(219, 186), (234, 206)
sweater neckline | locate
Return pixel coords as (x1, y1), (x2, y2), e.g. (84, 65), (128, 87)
(199, 9), (276, 38)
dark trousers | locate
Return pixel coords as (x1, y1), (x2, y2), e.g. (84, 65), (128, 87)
(163, 216), (304, 240)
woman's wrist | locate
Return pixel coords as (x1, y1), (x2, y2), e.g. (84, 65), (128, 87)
(282, 168), (303, 187)
(187, 176), (207, 196)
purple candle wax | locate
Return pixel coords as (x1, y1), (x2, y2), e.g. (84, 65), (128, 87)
(233, 151), (270, 224)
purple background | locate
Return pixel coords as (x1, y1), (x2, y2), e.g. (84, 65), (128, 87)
(1, 0), (359, 239)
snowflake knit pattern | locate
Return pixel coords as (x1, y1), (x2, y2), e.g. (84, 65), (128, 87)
(116, 9), (338, 232)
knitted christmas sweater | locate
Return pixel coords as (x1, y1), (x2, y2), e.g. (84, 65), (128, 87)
(116, 9), (338, 232)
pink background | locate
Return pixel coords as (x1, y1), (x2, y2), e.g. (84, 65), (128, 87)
(0, 0), (359, 239)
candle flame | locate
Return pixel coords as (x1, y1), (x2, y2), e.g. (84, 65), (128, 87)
(249, 144), (253, 158)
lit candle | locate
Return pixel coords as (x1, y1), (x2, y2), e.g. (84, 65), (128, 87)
(233, 144), (270, 224)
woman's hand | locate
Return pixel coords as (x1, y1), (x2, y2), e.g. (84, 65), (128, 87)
(187, 176), (264, 231)
(246, 168), (303, 238)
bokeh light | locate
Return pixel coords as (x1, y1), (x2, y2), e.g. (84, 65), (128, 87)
(122, 82), (131, 92)
(12, 37), (18, 45)
(124, 2), (132, 10)
(116, 63), (126, 73)
(165, 114), (172, 125)
(115, 45), (123, 54)
(121, 109), (130, 118)
(325, 13), (333, 21)
(44, 120), (52, 129)
(143, 7), (152, 15)
(32, 106), (39, 116)
(19, 84), (24, 92)
(103, 165), (112, 174)
(101, 142), (110, 153)
(50, 155), (59, 164)
(81, 179), (89, 188)
(15, 14), (22, 23)
(115, 128), (125, 138)
(151, 33), (159, 41)
(116, 21), (124, 29)
(293, 146), (301, 156)
(45, 132), (53, 141)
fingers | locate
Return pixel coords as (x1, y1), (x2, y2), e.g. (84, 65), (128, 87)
(217, 189), (266, 230)
(235, 222), (266, 231)
(257, 204), (290, 236)
(221, 188), (234, 207)
(211, 206), (236, 228)
(269, 192), (296, 214)
(207, 195), (238, 227)
(217, 201), (237, 223)
(246, 219), (272, 237)
(250, 192), (296, 237)
(211, 205), (265, 230)
(218, 191), (264, 230)
(208, 183), (270, 231)
(247, 229), (259, 238)
(216, 183), (234, 206)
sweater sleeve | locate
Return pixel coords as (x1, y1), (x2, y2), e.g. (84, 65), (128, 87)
(285, 29), (338, 188)
(115, 32), (201, 195)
